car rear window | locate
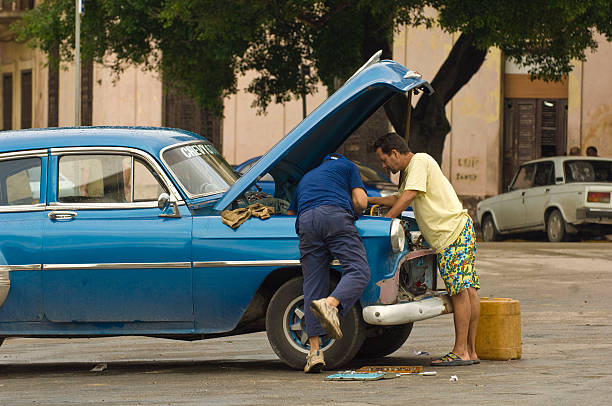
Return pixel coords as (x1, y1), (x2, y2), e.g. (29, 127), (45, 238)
(564, 160), (612, 183)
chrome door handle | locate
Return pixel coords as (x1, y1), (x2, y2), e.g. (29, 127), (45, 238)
(48, 211), (77, 220)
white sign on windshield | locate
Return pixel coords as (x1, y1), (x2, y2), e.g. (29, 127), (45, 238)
(180, 144), (215, 159)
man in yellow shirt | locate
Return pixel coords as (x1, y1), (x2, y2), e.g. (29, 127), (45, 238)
(368, 132), (480, 366)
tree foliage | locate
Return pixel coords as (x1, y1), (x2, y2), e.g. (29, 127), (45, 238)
(13, 1), (612, 159)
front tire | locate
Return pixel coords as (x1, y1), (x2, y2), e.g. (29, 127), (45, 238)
(481, 215), (499, 242)
(547, 209), (566, 242)
(266, 277), (366, 370)
(356, 323), (413, 358)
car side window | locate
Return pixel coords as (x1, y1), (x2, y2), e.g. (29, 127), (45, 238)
(533, 162), (554, 187)
(58, 154), (167, 204)
(133, 158), (168, 202)
(511, 164), (535, 190)
(0, 157), (42, 206)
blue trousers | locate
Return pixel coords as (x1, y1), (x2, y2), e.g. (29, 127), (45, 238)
(298, 205), (371, 338)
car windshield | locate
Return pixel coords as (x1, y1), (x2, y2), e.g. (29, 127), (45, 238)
(163, 143), (238, 197)
(564, 160), (612, 183)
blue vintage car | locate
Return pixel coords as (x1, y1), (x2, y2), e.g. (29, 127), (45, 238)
(0, 57), (449, 370)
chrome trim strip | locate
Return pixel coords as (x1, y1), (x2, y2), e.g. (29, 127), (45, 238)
(43, 262), (191, 271)
(0, 204), (46, 213)
(47, 201), (159, 210)
(194, 260), (301, 268)
(48, 146), (183, 203)
(0, 149), (47, 160)
(193, 260), (341, 268)
(0, 265), (42, 271)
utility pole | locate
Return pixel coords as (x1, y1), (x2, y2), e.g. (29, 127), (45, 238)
(74, 0), (83, 126)
(301, 64), (309, 119)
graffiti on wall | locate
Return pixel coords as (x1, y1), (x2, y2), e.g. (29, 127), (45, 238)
(455, 156), (480, 182)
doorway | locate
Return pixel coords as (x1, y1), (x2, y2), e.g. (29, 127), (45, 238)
(502, 98), (567, 189)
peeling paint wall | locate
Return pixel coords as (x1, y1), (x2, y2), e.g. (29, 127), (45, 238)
(91, 59), (162, 126)
(579, 34), (612, 157)
(222, 74), (327, 165)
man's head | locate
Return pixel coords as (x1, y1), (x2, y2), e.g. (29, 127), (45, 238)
(569, 146), (581, 156)
(372, 132), (412, 174)
(586, 146), (598, 157)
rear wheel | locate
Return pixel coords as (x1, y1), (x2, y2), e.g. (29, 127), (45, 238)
(266, 277), (366, 370)
(356, 323), (413, 358)
(482, 215), (500, 242)
(547, 209), (566, 242)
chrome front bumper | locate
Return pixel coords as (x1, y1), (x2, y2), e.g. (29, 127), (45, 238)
(362, 294), (453, 325)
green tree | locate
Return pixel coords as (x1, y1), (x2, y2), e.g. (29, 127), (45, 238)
(14, 1), (612, 162)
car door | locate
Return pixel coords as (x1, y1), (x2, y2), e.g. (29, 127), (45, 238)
(42, 148), (193, 323)
(523, 161), (555, 227)
(0, 151), (47, 322)
(495, 164), (535, 231)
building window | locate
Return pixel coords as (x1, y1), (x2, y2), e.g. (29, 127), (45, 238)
(48, 46), (60, 127)
(21, 69), (32, 129)
(2, 73), (12, 130)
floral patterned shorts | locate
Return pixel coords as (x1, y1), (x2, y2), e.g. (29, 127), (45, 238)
(437, 216), (479, 296)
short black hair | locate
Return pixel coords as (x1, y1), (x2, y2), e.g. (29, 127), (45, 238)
(586, 146), (598, 155)
(373, 132), (411, 155)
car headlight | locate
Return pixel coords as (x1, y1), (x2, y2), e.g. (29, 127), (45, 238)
(390, 218), (406, 253)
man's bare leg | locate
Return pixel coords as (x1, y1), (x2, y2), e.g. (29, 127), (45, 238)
(467, 287), (480, 360)
(308, 336), (320, 354)
(448, 288), (471, 361)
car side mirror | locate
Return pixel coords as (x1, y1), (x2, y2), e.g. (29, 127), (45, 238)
(158, 193), (181, 218)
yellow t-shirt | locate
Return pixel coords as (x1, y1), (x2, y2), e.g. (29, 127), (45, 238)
(396, 153), (467, 252)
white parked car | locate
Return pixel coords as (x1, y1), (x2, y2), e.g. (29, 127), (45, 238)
(477, 156), (612, 242)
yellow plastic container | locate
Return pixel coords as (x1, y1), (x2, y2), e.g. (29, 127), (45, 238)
(475, 297), (522, 360)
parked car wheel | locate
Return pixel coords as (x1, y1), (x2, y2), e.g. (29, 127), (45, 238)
(547, 209), (566, 242)
(356, 323), (413, 358)
(481, 215), (500, 242)
(265, 277), (366, 370)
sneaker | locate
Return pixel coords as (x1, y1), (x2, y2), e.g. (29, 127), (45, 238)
(304, 350), (325, 373)
(310, 298), (343, 340)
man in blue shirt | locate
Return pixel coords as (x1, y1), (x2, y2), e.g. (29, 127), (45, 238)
(287, 153), (370, 373)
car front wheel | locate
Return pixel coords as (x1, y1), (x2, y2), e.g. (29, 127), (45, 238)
(482, 215), (500, 242)
(547, 209), (566, 242)
(266, 277), (366, 370)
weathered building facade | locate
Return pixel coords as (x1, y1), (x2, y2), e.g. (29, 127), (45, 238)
(1, 5), (610, 212)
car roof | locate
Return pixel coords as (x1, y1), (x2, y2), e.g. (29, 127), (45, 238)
(521, 156), (612, 165)
(0, 126), (206, 156)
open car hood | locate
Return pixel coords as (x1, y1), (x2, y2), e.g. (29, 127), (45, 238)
(214, 59), (433, 211)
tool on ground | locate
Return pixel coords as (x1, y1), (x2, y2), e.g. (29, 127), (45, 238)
(356, 365), (423, 374)
(325, 372), (397, 381)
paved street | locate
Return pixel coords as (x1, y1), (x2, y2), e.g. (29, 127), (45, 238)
(1, 242), (611, 405)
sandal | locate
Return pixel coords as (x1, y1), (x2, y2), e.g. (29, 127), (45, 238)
(431, 352), (474, 366)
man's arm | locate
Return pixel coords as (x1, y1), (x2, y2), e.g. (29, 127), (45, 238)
(385, 189), (418, 218)
(352, 187), (368, 213)
(368, 194), (398, 207)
